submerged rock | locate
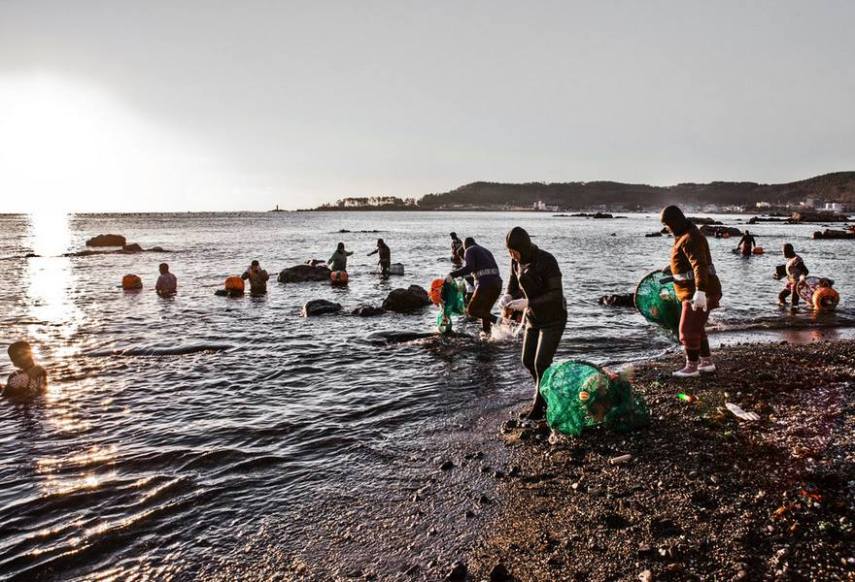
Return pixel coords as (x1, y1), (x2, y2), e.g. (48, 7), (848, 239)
(122, 243), (144, 253)
(302, 299), (342, 317)
(598, 293), (635, 307)
(86, 234), (126, 247)
(279, 264), (332, 283)
(352, 305), (385, 317)
(382, 285), (431, 313)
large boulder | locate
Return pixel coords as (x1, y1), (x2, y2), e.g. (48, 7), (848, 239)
(279, 264), (331, 283)
(699, 225), (742, 238)
(302, 299), (342, 317)
(86, 234), (126, 247)
(813, 229), (855, 240)
(382, 285), (431, 313)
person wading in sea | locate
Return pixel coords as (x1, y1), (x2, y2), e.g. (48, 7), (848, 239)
(448, 237), (502, 338)
(660, 205), (723, 378)
(502, 227), (567, 420)
(778, 243), (808, 310)
(367, 238), (391, 277)
(328, 242), (353, 273)
(449, 232), (464, 266)
(241, 260), (270, 296)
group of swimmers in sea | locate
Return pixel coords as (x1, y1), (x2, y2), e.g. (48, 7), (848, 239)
(1, 206), (838, 419)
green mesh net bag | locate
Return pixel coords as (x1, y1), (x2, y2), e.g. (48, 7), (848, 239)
(539, 360), (650, 436)
(436, 279), (467, 333)
(635, 270), (683, 335)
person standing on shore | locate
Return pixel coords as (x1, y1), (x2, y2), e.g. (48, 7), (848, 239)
(737, 230), (756, 256)
(660, 205), (723, 378)
(450, 232), (464, 266)
(502, 227), (567, 420)
(778, 243), (808, 310)
(241, 260), (270, 295)
(328, 242), (353, 273)
(367, 238), (391, 277)
(448, 237), (502, 338)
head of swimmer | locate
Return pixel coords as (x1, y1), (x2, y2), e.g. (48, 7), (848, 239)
(159, 263), (170, 275)
(249, 259), (260, 272)
(8, 341), (36, 371)
(660, 205), (689, 236)
(337, 242), (345, 253)
(505, 226), (532, 262)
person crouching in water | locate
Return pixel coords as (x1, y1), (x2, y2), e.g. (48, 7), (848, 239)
(660, 205), (723, 378)
(368, 238), (391, 277)
(328, 242), (353, 273)
(241, 260), (270, 296)
(778, 243), (808, 310)
(448, 237), (502, 338)
(155, 263), (177, 296)
(4, 341), (47, 400)
(503, 227), (567, 420)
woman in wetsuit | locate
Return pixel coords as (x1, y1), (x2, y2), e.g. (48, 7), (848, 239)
(502, 227), (567, 420)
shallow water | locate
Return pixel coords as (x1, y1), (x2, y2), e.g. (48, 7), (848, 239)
(0, 211), (852, 579)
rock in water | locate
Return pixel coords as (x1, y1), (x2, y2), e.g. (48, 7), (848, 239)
(122, 243), (144, 253)
(278, 264), (332, 283)
(86, 234), (126, 247)
(382, 285), (431, 313)
(352, 305), (385, 317)
(598, 293), (635, 307)
(302, 299), (342, 317)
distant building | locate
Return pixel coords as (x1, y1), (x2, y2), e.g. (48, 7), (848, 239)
(823, 202), (845, 213)
(803, 197), (816, 208)
(755, 201), (772, 209)
(533, 200), (560, 212)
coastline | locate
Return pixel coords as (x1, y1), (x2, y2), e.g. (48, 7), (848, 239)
(463, 339), (855, 581)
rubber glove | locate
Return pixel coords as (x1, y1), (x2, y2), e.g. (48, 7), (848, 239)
(691, 290), (708, 312)
(799, 274), (807, 282)
(506, 298), (528, 312)
(498, 294), (514, 308)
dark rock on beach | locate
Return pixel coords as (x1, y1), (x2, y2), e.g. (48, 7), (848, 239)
(302, 299), (342, 317)
(279, 264), (332, 283)
(598, 293), (635, 307)
(382, 285), (431, 313)
(86, 233), (126, 247)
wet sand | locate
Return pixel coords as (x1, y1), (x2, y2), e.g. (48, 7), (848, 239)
(466, 339), (855, 581)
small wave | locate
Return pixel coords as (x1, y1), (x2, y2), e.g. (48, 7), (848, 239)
(83, 344), (234, 357)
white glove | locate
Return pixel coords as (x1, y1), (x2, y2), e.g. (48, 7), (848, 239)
(506, 298), (528, 312)
(799, 274), (806, 282)
(498, 294), (514, 309)
(445, 274), (454, 283)
(691, 290), (708, 312)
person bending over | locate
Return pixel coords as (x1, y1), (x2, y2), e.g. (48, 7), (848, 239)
(660, 205), (723, 378)
(502, 227), (567, 420)
(448, 237), (502, 337)
(4, 341), (47, 400)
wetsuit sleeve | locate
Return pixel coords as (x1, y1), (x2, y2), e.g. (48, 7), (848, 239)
(241, 271), (250, 280)
(450, 247), (474, 278)
(683, 235), (710, 293)
(262, 271), (269, 282)
(367, 249), (378, 256)
(346, 251), (354, 256)
(506, 261), (521, 297)
(528, 254), (564, 307)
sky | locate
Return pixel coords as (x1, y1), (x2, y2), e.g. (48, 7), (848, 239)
(1, 0), (854, 212)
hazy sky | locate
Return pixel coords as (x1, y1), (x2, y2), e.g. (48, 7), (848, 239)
(1, 0), (854, 212)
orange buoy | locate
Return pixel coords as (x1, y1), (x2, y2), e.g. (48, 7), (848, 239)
(224, 276), (245, 294)
(813, 287), (839, 311)
(429, 278), (445, 305)
(330, 271), (349, 285)
(753, 247), (764, 255)
(122, 274), (142, 290)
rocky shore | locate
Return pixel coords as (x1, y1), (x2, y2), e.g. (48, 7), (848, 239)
(466, 340), (855, 581)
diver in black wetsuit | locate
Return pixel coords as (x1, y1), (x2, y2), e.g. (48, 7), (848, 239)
(502, 227), (568, 420)
(450, 232), (464, 266)
(368, 238), (391, 277)
(737, 230), (756, 256)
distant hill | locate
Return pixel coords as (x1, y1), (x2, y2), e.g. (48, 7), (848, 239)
(416, 172), (855, 210)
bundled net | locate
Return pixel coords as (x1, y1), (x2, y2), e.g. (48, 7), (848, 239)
(634, 270), (682, 335)
(797, 276), (821, 304)
(432, 278), (466, 333)
(539, 361), (650, 437)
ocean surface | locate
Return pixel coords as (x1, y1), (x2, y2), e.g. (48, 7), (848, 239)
(0, 211), (853, 579)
